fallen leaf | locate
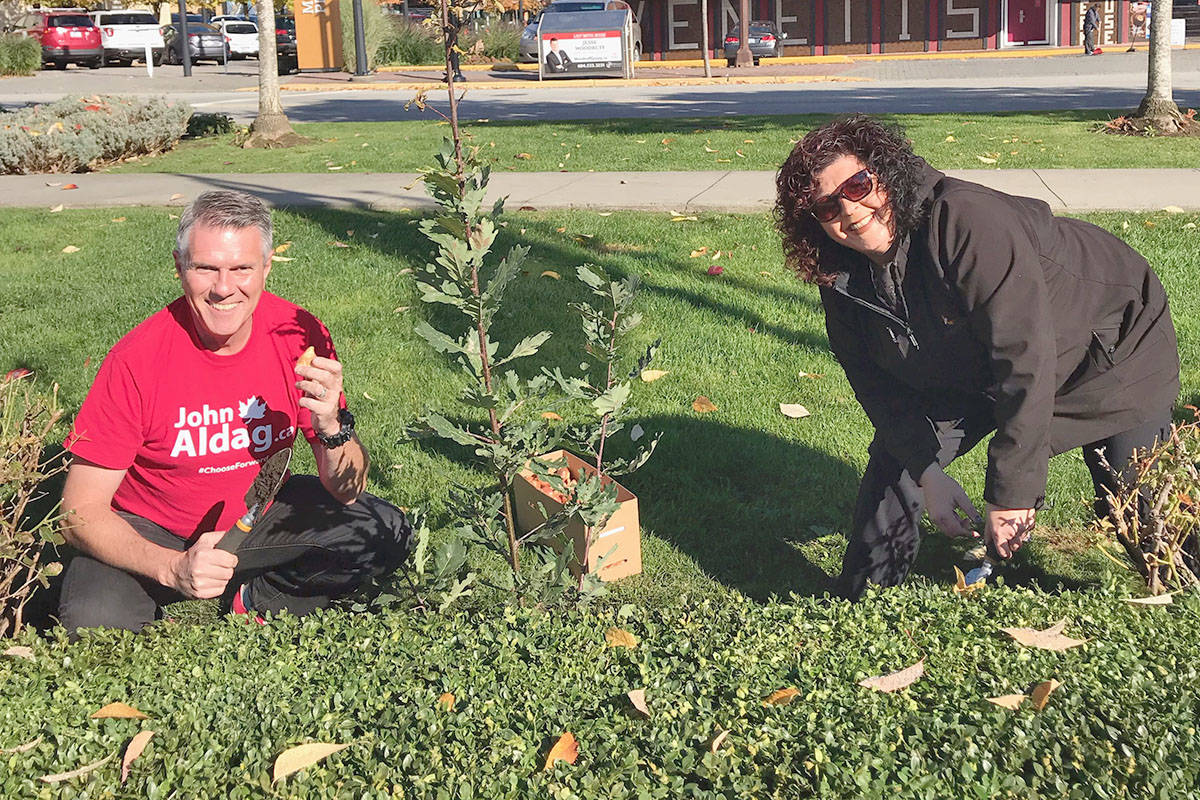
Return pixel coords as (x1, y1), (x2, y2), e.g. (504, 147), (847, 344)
(556, 227), (566, 233)
(1, 736), (42, 753)
(1162, 205), (1185, 214)
(986, 694), (1027, 710)
(797, 371), (824, 379)
(743, 138), (755, 143)
(541, 270), (561, 280)
(328, 165), (344, 170)
(1144, 221), (1156, 228)
(110, 216), (126, 223)
(709, 729), (730, 752)
(711, 251), (721, 260)
(437, 692), (456, 711)
(660, 137), (673, 145)
(1030, 678), (1061, 711)
(692, 396), (718, 413)
(1001, 619), (1086, 651)
(399, 268), (414, 275)
(92, 702), (148, 719)
(735, 149), (746, 158)
(953, 565), (981, 595)
(45, 181), (62, 187)
(61, 245), (80, 253)
(39, 752), (115, 783)
(544, 732), (579, 770)
(639, 369), (668, 383)
(273, 743), (351, 782)
(976, 155), (997, 164)
(627, 688), (650, 718)
(329, 240), (350, 248)
(671, 215), (698, 222)
(274, 242), (292, 254)
(779, 403), (810, 419)
(597, 211), (613, 217)
(49, 204), (63, 213)
(944, 135), (956, 142)
(515, 152), (533, 160)
(707, 265), (724, 276)
(362, 391), (375, 401)
(689, 246), (709, 258)
(121, 731), (154, 784)
(1125, 593), (1174, 606)
(703, 145), (719, 153)
(1185, 222), (1197, 230)
(4, 368), (34, 381)
(3, 645), (34, 660)
(61, 183), (78, 190)
(759, 270), (773, 276)
(541, 411), (563, 420)
(715, 158), (731, 163)
(858, 659), (925, 692)
(346, 230), (355, 237)
(393, 306), (410, 313)
(271, 255), (294, 262)
(605, 627), (638, 649)
(168, 193), (184, 201)
(763, 687), (800, 706)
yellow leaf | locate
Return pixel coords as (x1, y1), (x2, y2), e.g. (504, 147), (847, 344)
(91, 702), (148, 719)
(639, 369), (669, 383)
(327, 165), (344, 171)
(660, 137), (673, 145)
(3, 645), (34, 661)
(797, 370), (824, 379)
(944, 135), (956, 142)
(39, 753), (115, 783)
(605, 627), (638, 649)
(953, 565), (981, 595)
(543, 732), (579, 770)
(121, 730), (154, 784)
(541, 411), (563, 420)
(393, 306), (410, 314)
(672, 215), (698, 222)
(1125, 593), (1174, 606)
(709, 729), (730, 752)
(329, 241), (350, 248)
(362, 391), (375, 401)
(735, 150), (745, 158)
(61, 245), (80, 253)
(110, 216), (126, 223)
(976, 155), (997, 164)
(759, 270), (773, 276)
(715, 158), (731, 163)
(1030, 678), (1061, 711)
(515, 152), (533, 160)
(743, 138), (754, 143)
(541, 270), (561, 280)
(986, 694), (1027, 710)
(858, 659), (925, 692)
(271, 255), (294, 262)
(1000, 619), (1086, 651)
(692, 395), (718, 414)
(437, 692), (456, 711)
(597, 211), (613, 217)
(779, 403), (810, 419)
(763, 687), (800, 706)
(274, 242), (292, 254)
(168, 193), (184, 201)
(689, 247), (709, 258)
(627, 688), (650, 718)
(1144, 221), (1156, 228)
(272, 743), (351, 782)
(703, 145), (719, 153)
(49, 204), (64, 213)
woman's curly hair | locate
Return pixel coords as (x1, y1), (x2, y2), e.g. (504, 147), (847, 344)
(774, 115), (929, 285)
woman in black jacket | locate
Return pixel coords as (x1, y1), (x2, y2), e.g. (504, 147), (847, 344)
(775, 116), (1179, 600)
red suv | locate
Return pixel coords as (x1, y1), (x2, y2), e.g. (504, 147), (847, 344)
(22, 9), (103, 70)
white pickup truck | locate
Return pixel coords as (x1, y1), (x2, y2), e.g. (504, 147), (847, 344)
(90, 10), (164, 66)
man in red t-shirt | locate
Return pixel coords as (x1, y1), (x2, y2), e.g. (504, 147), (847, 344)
(59, 190), (412, 633)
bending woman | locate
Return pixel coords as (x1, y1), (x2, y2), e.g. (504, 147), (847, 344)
(775, 116), (1179, 600)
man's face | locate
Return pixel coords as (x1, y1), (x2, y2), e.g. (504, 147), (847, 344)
(550, 40), (559, 52)
(174, 223), (271, 355)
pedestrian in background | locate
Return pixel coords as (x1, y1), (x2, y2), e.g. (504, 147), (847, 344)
(1083, 3), (1102, 55)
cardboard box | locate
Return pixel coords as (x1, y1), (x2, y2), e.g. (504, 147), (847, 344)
(511, 449), (642, 582)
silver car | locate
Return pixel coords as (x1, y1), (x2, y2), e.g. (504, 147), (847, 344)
(723, 20), (787, 66)
(519, 0), (642, 63)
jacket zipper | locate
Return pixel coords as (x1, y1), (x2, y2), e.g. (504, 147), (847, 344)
(832, 280), (921, 351)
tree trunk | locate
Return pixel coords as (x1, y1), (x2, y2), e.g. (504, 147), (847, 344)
(246, 0), (309, 148)
(1136, 0), (1181, 128)
(700, 0), (711, 78)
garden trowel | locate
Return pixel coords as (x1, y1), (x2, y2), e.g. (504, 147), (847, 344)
(216, 447), (292, 553)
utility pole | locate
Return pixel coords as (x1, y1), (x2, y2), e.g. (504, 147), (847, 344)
(351, 0), (369, 76)
(177, 0), (192, 76)
(735, 0), (752, 66)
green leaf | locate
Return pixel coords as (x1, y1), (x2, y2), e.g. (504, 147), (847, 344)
(592, 382), (632, 417)
(413, 321), (467, 356)
(497, 331), (552, 365)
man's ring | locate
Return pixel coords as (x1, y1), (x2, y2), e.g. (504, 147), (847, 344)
(317, 387), (326, 400)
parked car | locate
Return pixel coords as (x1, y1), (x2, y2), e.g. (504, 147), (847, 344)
(210, 14), (252, 24)
(275, 15), (298, 72)
(90, 10), (164, 66)
(162, 21), (229, 65)
(218, 19), (259, 59)
(21, 9), (102, 69)
(723, 20), (786, 66)
(518, 0), (642, 63)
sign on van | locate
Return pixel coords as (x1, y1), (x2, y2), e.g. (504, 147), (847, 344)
(538, 9), (632, 79)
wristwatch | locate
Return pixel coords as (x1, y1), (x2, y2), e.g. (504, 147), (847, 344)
(316, 408), (356, 449)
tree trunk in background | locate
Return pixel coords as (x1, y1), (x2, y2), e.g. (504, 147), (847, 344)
(1136, 0), (1181, 129)
(246, 0), (308, 148)
(700, 0), (711, 77)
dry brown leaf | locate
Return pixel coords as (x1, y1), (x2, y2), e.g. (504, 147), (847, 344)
(639, 369), (668, 383)
(798, 371), (824, 379)
(762, 687), (800, 706)
(953, 565), (981, 595)
(39, 752), (115, 783)
(689, 246), (709, 258)
(541, 411), (563, 420)
(514, 152), (533, 160)
(976, 155), (997, 164)
(605, 627), (638, 649)
(1030, 679), (1061, 710)
(110, 216), (126, 223)
(121, 730), (154, 784)
(627, 688), (650, 718)
(3, 645), (34, 661)
(61, 245), (80, 253)
(61, 183), (78, 190)
(541, 270), (561, 280)
(709, 729), (730, 752)
(329, 240), (350, 248)
(779, 403), (810, 419)
(1, 736), (42, 753)
(660, 137), (673, 145)
(692, 396), (718, 414)
(703, 145), (718, 153)
(49, 204), (64, 213)
(1125, 593), (1174, 606)
(272, 743), (351, 782)
(858, 659), (925, 692)
(274, 241), (292, 254)
(1001, 619), (1086, 651)
(393, 306), (410, 314)
(362, 391), (375, 401)
(91, 702), (148, 719)
(437, 692), (456, 711)
(399, 268), (414, 275)
(168, 193), (184, 201)
(759, 271), (773, 276)
(296, 346), (316, 368)
(986, 693), (1027, 710)
(543, 732), (579, 770)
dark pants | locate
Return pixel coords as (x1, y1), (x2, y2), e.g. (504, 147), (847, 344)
(59, 475), (413, 634)
(1084, 28), (1097, 54)
(836, 412), (1172, 600)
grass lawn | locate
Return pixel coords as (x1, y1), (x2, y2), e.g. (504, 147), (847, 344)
(3, 206), (1200, 796)
(109, 110), (1200, 175)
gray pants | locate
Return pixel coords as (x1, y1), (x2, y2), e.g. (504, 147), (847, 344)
(59, 475), (413, 634)
(1084, 28), (1097, 54)
(836, 411), (1173, 600)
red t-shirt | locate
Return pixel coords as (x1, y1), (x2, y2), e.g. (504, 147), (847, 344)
(65, 292), (342, 540)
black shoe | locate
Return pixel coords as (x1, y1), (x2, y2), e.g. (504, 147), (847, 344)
(454, 73), (467, 81)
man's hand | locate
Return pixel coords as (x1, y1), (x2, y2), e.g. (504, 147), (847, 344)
(295, 354), (344, 436)
(163, 530), (239, 599)
(918, 464), (983, 539)
(985, 504), (1036, 559)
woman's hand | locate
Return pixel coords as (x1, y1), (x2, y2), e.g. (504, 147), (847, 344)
(918, 464), (983, 539)
(985, 505), (1036, 558)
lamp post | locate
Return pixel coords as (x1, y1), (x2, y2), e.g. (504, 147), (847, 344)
(735, 0), (752, 67)
(351, 0), (369, 76)
(177, 0), (192, 76)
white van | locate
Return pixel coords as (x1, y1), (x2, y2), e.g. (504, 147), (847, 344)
(90, 9), (164, 66)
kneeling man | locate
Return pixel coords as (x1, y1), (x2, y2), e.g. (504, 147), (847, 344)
(59, 190), (412, 632)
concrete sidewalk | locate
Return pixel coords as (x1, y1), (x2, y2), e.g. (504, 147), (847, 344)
(3, 169), (1199, 213)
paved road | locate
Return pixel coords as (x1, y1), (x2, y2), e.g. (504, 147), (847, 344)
(1, 49), (1198, 122)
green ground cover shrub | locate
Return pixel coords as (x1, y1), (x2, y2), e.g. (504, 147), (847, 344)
(376, 18), (443, 66)
(185, 112), (236, 139)
(0, 32), (39, 76)
(0, 95), (190, 175)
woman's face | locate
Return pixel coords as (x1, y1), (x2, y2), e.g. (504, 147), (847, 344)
(811, 153), (894, 262)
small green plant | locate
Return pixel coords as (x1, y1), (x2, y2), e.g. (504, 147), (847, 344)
(1, 377), (66, 638)
(473, 20), (520, 61)
(376, 19), (444, 65)
(185, 112), (236, 139)
(0, 33), (39, 76)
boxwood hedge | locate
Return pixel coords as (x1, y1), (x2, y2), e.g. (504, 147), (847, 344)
(2, 581), (1197, 798)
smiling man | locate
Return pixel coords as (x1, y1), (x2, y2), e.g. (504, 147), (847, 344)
(58, 190), (412, 634)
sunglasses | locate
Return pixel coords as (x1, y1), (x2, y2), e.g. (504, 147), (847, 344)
(809, 169), (876, 223)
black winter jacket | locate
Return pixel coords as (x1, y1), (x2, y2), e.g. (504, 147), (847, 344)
(818, 163), (1179, 509)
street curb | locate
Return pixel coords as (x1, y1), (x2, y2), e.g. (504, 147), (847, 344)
(265, 74), (869, 92)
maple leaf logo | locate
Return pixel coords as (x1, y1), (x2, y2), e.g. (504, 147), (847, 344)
(238, 396), (266, 421)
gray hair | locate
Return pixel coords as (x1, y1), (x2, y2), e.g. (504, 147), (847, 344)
(175, 190), (273, 265)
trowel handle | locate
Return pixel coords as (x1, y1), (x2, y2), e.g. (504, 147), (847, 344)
(216, 503), (259, 554)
